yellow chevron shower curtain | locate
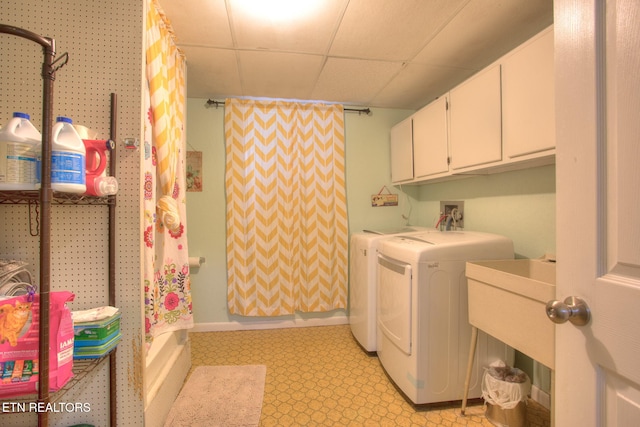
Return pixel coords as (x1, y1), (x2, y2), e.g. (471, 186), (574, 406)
(225, 99), (348, 316)
(143, 0), (192, 347)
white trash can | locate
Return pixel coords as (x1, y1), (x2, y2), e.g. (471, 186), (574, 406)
(481, 365), (531, 427)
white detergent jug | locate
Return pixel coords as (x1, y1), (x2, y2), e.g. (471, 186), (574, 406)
(51, 116), (86, 193)
(0, 112), (41, 190)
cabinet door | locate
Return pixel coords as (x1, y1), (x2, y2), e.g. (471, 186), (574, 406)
(413, 96), (449, 178)
(449, 65), (502, 170)
(390, 117), (414, 183)
(502, 27), (555, 158)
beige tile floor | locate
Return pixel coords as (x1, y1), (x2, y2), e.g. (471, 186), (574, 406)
(189, 325), (550, 427)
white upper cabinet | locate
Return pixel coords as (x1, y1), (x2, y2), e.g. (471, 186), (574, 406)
(502, 27), (555, 158)
(413, 96), (449, 179)
(389, 26), (555, 185)
(449, 64), (503, 171)
(390, 116), (414, 183)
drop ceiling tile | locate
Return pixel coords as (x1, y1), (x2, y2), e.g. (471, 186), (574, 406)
(412, 0), (553, 69)
(329, 0), (468, 61)
(159, 0), (233, 47)
(311, 58), (403, 105)
(229, 0), (348, 53)
(372, 63), (476, 110)
(238, 51), (325, 100)
(183, 46), (242, 99)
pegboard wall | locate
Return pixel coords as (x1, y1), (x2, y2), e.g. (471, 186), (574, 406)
(1, 1), (146, 425)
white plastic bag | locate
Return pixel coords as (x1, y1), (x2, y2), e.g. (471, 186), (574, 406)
(481, 362), (531, 410)
(0, 259), (36, 297)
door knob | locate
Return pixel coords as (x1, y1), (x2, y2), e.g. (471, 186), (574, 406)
(546, 296), (591, 326)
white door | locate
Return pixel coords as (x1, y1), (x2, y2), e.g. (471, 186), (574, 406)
(555, 0), (640, 425)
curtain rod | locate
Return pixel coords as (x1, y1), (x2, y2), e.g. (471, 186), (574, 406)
(205, 99), (372, 116)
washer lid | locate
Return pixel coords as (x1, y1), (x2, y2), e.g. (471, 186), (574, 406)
(363, 226), (425, 235)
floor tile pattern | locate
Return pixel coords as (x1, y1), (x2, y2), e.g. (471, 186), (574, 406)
(189, 325), (550, 427)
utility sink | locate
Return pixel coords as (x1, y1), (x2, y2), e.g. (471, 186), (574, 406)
(466, 259), (556, 369)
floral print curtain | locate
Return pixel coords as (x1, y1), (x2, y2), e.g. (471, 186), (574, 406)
(143, 0), (192, 347)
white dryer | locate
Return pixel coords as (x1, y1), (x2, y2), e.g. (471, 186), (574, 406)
(349, 227), (430, 352)
(376, 231), (514, 404)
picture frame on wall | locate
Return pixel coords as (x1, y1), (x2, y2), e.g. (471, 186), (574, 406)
(186, 151), (202, 192)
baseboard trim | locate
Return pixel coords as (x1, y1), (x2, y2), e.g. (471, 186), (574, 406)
(192, 316), (349, 332)
(531, 384), (551, 410)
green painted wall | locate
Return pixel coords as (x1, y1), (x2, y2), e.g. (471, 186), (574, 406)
(184, 100), (229, 322)
(411, 165), (556, 259)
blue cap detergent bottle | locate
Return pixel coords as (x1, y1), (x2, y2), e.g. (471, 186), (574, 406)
(51, 117), (86, 193)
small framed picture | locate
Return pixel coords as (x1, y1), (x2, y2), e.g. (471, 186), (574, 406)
(371, 186), (398, 207)
(186, 151), (203, 192)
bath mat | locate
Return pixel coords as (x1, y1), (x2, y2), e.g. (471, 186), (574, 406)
(164, 365), (266, 427)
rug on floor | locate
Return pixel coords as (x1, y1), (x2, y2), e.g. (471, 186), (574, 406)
(164, 365), (266, 427)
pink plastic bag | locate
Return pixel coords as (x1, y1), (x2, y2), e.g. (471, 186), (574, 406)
(0, 291), (75, 398)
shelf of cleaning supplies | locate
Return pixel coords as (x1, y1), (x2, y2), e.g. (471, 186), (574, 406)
(0, 350), (115, 414)
(0, 190), (115, 205)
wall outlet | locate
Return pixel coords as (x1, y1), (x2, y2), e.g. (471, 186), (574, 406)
(440, 200), (464, 228)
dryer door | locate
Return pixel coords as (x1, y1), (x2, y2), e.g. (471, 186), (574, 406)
(377, 254), (412, 355)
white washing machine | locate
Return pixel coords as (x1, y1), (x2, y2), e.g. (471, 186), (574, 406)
(376, 231), (515, 404)
(349, 227), (431, 352)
